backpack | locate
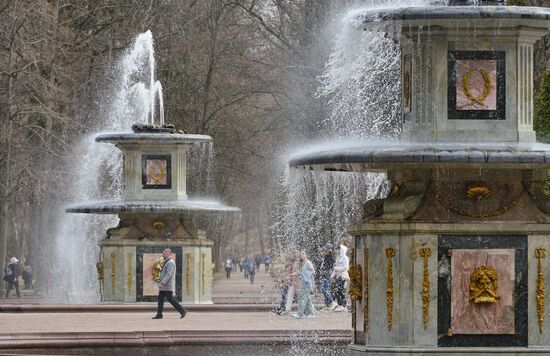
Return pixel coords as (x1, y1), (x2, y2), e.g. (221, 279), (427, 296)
(3, 266), (12, 281)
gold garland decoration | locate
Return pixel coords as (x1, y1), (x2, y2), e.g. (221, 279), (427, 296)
(364, 249), (369, 333)
(386, 247), (396, 331)
(127, 253), (133, 293)
(435, 189), (524, 218)
(536, 248), (546, 333)
(186, 253), (192, 296)
(349, 265), (363, 302)
(419, 248), (432, 329)
(350, 249), (356, 334)
(403, 71), (411, 109)
(110, 252), (116, 294)
(463, 68), (492, 106)
(201, 253), (206, 295)
(96, 260), (104, 281)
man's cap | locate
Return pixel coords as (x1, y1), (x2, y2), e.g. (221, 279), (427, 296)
(323, 243), (333, 250)
(10, 257), (18, 263)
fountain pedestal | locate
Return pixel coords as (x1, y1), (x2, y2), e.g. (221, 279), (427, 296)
(67, 131), (238, 304)
(290, 6), (550, 354)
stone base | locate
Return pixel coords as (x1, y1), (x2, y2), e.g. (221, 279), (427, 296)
(98, 239), (213, 304)
(350, 345), (550, 355)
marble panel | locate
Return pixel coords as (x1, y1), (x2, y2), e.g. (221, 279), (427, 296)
(450, 249), (515, 335)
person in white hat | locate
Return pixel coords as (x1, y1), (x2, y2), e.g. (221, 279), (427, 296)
(4, 257), (20, 298)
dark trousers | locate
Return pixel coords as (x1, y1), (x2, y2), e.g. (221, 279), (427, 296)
(6, 279), (20, 297)
(332, 277), (346, 307)
(156, 290), (186, 317)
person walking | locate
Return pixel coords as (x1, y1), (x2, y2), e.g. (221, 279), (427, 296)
(4, 257), (20, 298)
(224, 258), (233, 279)
(254, 255), (262, 270)
(152, 249), (187, 319)
(22, 263), (33, 290)
(331, 244), (350, 312)
(292, 250), (316, 318)
(263, 254), (271, 272)
(248, 259), (256, 284)
(319, 243), (337, 311)
(285, 249), (301, 313)
(272, 255), (296, 315)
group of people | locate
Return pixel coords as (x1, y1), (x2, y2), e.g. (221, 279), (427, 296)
(224, 254), (271, 284)
(3, 257), (33, 298)
(272, 242), (349, 318)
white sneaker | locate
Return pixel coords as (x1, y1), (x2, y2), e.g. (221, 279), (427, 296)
(306, 314), (316, 318)
(329, 301), (338, 310)
(292, 313), (302, 318)
(334, 305), (347, 312)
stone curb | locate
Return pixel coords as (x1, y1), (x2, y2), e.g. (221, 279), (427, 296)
(0, 330), (351, 349)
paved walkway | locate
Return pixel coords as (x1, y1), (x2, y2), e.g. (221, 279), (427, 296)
(212, 267), (279, 304)
(0, 266), (351, 353)
(0, 310), (350, 334)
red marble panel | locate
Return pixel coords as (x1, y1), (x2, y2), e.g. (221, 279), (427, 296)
(450, 249), (515, 334)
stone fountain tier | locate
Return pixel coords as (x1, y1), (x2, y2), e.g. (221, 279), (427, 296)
(95, 132), (213, 145)
(65, 128), (239, 305)
(355, 6), (550, 28)
(289, 142), (550, 171)
(290, 5), (550, 354)
(66, 199), (241, 214)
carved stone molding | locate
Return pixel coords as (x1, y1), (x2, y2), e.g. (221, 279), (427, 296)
(382, 181), (426, 220)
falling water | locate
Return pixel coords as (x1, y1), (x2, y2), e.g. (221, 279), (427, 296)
(49, 31), (165, 302)
(279, 0), (443, 256)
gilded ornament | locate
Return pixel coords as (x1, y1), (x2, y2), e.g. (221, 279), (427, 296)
(469, 266), (500, 304)
(349, 265), (363, 301)
(186, 253), (192, 296)
(96, 260), (104, 280)
(419, 247), (432, 329)
(435, 188), (523, 218)
(386, 247), (396, 331)
(152, 257), (164, 282)
(463, 68), (492, 106)
(201, 253), (206, 295)
(364, 248), (369, 333)
(127, 253), (133, 293)
(350, 250), (356, 332)
(152, 220), (165, 230)
(466, 183), (492, 201)
(535, 248), (546, 333)
(391, 183), (403, 196)
(542, 177), (550, 197)
(110, 252), (116, 293)
(403, 72), (411, 109)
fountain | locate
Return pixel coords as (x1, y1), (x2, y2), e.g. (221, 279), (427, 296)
(290, 4), (550, 355)
(65, 32), (239, 304)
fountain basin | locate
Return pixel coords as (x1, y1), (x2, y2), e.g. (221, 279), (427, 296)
(289, 142), (550, 171)
(95, 132), (212, 145)
(355, 6), (550, 28)
(66, 199), (241, 214)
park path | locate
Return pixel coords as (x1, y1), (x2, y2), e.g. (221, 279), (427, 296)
(212, 265), (279, 304)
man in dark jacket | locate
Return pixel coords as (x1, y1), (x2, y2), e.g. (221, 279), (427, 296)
(4, 257), (20, 298)
(319, 243), (336, 311)
(152, 249), (186, 319)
